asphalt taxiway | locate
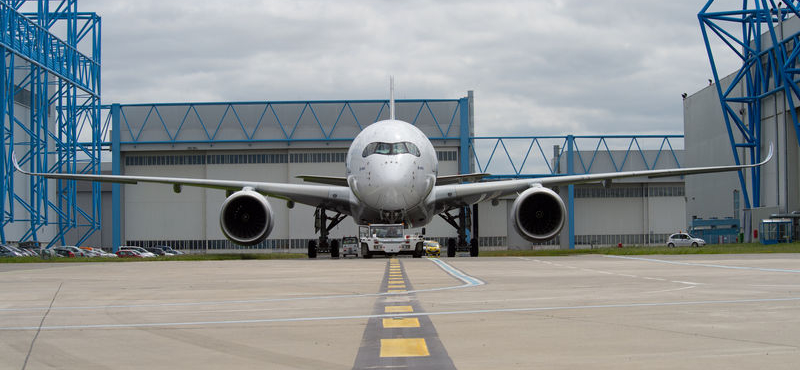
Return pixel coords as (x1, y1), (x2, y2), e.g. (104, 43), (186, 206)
(1, 254), (799, 369)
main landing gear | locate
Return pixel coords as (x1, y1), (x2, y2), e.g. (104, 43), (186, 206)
(307, 207), (347, 259)
(438, 205), (479, 257)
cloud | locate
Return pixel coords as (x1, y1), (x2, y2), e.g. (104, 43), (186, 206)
(81, 0), (736, 137)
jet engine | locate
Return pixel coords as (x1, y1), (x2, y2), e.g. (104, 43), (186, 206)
(219, 188), (275, 246)
(510, 186), (566, 242)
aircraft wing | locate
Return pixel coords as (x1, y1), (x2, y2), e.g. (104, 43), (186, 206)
(12, 153), (353, 213)
(433, 143), (773, 211)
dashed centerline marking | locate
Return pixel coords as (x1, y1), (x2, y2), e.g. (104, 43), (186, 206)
(382, 318), (421, 328)
(380, 338), (430, 357)
(352, 259), (456, 369)
(385, 306), (413, 313)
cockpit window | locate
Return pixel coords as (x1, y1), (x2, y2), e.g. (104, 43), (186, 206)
(362, 141), (421, 157)
(376, 143), (392, 155)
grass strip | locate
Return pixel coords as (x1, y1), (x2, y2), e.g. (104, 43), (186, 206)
(0, 253), (307, 263)
(479, 242), (800, 257)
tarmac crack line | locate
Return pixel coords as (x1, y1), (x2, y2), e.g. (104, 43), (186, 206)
(21, 282), (62, 370)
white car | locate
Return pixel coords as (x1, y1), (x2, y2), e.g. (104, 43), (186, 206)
(119, 246), (157, 257)
(666, 233), (706, 247)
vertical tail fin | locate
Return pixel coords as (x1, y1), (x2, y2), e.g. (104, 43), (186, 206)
(389, 76), (395, 120)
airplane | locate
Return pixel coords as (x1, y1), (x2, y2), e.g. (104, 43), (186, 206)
(12, 79), (773, 258)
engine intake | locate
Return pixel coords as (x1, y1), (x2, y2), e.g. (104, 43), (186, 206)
(510, 186), (566, 242)
(219, 188), (275, 246)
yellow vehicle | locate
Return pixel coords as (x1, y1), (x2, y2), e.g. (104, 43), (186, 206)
(423, 240), (440, 257)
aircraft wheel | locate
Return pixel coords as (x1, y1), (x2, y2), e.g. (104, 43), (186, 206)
(331, 239), (340, 258)
(470, 239), (479, 257)
(447, 238), (456, 257)
(308, 240), (317, 259)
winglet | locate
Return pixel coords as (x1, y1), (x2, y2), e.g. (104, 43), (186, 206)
(760, 142), (774, 166)
(10, 151), (27, 174)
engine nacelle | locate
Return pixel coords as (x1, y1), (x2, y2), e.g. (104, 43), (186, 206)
(219, 188), (275, 246)
(510, 186), (566, 242)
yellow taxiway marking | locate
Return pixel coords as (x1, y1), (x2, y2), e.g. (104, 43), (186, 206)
(388, 286), (406, 289)
(380, 338), (430, 357)
(382, 317), (420, 328)
(385, 305), (413, 313)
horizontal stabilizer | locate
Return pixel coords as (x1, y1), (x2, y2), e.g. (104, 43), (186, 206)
(435, 173), (491, 185)
(297, 173), (491, 186)
(296, 175), (348, 187)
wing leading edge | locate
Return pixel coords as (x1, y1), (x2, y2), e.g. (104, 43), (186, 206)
(11, 153), (352, 213)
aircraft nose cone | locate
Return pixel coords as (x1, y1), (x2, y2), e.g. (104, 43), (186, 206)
(359, 158), (426, 211)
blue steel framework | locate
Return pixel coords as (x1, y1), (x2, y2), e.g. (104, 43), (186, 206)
(471, 135), (683, 249)
(699, 0), (800, 209)
(106, 99), (682, 250)
(108, 98), (469, 250)
(0, 0), (101, 246)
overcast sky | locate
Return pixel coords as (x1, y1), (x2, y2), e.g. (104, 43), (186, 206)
(77, 0), (741, 137)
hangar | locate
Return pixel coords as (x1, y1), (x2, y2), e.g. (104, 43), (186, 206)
(4, 1), (795, 253)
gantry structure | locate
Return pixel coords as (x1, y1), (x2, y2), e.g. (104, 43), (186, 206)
(0, 0), (101, 246)
(105, 99), (682, 250)
(699, 0), (800, 209)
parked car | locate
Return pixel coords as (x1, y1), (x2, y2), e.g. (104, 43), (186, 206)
(80, 248), (102, 257)
(143, 247), (169, 256)
(153, 245), (183, 255)
(116, 249), (143, 258)
(666, 233), (706, 247)
(423, 240), (441, 257)
(340, 237), (359, 257)
(119, 246), (157, 257)
(80, 247), (117, 257)
(53, 246), (88, 257)
(5, 245), (34, 257)
(19, 246), (41, 256)
(0, 245), (24, 257)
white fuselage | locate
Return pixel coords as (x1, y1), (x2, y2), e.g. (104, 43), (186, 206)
(346, 119), (438, 226)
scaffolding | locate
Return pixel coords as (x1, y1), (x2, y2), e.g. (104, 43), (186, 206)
(0, 0), (101, 247)
(699, 0), (800, 209)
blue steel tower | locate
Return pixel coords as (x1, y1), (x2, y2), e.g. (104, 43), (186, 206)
(699, 0), (800, 209)
(0, 0), (101, 246)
